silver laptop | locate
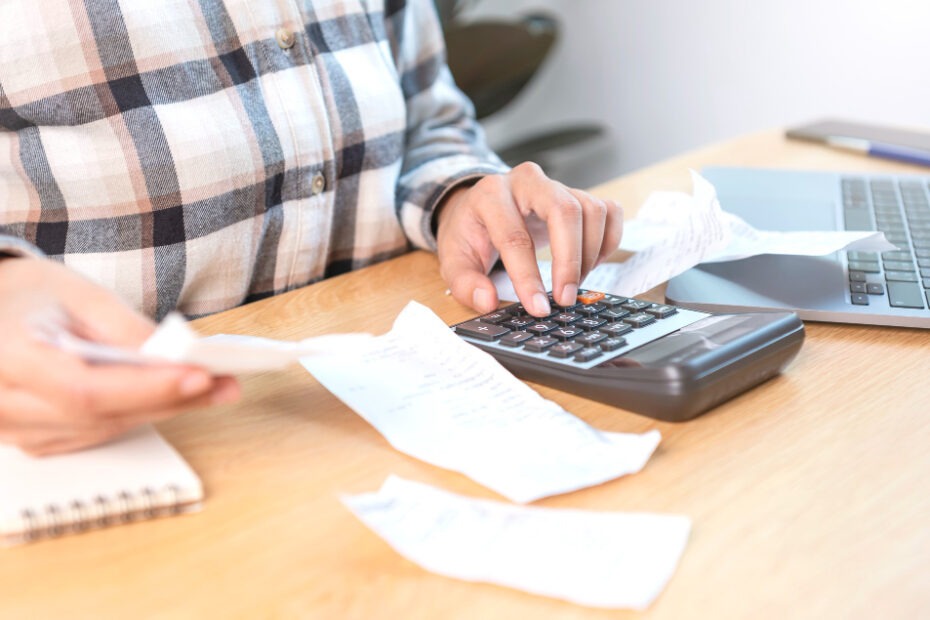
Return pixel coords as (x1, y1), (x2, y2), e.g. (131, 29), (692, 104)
(665, 166), (930, 328)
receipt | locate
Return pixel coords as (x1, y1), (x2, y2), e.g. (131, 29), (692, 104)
(50, 313), (372, 375)
(301, 301), (660, 503)
(343, 476), (691, 610)
(492, 170), (895, 299)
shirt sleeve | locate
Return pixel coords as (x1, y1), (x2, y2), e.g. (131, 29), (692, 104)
(386, 0), (511, 251)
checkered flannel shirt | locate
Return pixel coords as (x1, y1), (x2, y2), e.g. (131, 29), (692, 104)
(0, 0), (507, 319)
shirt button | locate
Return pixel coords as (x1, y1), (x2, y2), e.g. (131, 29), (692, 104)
(311, 173), (326, 195)
(276, 28), (296, 50)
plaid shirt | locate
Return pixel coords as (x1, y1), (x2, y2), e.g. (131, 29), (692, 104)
(0, 0), (506, 319)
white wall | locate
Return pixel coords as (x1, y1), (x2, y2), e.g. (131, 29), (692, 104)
(467, 0), (930, 189)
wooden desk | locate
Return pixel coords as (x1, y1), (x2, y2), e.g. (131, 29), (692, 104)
(3, 129), (928, 619)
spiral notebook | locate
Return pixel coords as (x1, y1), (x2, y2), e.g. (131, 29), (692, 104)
(0, 425), (203, 547)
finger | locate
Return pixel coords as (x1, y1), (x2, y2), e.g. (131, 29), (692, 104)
(436, 207), (502, 315)
(597, 198), (624, 265)
(0, 379), (239, 456)
(65, 293), (156, 347)
(471, 175), (551, 316)
(442, 252), (501, 314)
(7, 339), (221, 418)
(508, 165), (583, 307)
(566, 189), (624, 277)
(14, 259), (157, 347)
(14, 423), (134, 456)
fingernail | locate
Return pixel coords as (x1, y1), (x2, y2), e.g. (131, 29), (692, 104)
(561, 283), (578, 306)
(473, 288), (492, 312)
(532, 292), (551, 316)
(180, 372), (211, 397)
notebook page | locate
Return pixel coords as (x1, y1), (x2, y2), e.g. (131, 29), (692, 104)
(0, 424), (202, 546)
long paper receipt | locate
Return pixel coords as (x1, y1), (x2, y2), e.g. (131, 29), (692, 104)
(301, 301), (660, 504)
(343, 476), (691, 610)
(48, 314), (372, 375)
(493, 170), (895, 299)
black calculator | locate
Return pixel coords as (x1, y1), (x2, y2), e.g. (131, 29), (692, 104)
(452, 290), (805, 421)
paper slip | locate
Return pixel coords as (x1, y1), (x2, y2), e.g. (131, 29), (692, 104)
(50, 313), (372, 375)
(301, 301), (661, 503)
(343, 476), (691, 610)
(492, 170), (895, 300)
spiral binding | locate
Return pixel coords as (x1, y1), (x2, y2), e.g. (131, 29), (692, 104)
(18, 484), (183, 543)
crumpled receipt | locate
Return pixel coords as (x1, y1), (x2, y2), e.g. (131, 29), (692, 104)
(302, 301), (661, 503)
(343, 476), (691, 610)
(493, 170), (895, 299)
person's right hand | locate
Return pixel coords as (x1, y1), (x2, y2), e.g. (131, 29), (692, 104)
(0, 257), (239, 456)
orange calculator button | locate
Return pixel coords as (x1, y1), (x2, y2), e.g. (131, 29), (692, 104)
(576, 291), (605, 304)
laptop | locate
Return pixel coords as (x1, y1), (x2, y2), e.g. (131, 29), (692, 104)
(665, 166), (930, 328)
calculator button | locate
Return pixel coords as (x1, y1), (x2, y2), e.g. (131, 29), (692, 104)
(503, 316), (534, 330)
(599, 337), (627, 351)
(576, 291), (605, 304)
(622, 312), (656, 328)
(524, 336), (559, 352)
(574, 346), (603, 362)
(575, 331), (608, 346)
(621, 299), (652, 312)
(499, 331), (534, 347)
(454, 320), (511, 341)
(576, 302), (607, 316)
(576, 317), (608, 331)
(552, 311), (582, 325)
(551, 326), (584, 340)
(601, 322), (632, 337)
(600, 295), (627, 308)
(525, 321), (558, 335)
(548, 341), (584, 358)
(600, 308), (630, 321)
(645, 304), (678, 319)
(478, 310), (510, 324)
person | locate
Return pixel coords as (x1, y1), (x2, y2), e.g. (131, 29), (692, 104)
(0, 0), (622, 455)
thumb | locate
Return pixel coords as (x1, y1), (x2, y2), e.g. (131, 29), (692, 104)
(440, 249), (501, 315)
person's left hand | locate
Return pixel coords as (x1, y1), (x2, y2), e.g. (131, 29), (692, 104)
(435, 162), (623, 317)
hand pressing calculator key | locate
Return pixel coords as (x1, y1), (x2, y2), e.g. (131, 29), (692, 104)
(452, 289), (805, 421)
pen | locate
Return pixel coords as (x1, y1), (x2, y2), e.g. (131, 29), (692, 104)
(825, 136), (930, 168)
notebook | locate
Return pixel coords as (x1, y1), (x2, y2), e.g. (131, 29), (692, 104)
(0, 425), (203, 547)
(666, 166), (930, 329)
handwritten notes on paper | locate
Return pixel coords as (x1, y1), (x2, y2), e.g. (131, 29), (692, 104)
(301, 301), (660, 503)
(492, 170), (896, 300)
(343, 476), (691, 610)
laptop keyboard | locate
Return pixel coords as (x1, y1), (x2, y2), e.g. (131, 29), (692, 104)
(842, 177), (930, 309)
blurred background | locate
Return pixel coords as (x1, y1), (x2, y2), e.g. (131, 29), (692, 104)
(439, 0), (930, 190)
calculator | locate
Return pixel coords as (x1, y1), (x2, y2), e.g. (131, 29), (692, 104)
(451, 290), (805, 421)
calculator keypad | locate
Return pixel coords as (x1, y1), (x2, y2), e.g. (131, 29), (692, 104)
(453, 290), (710, 369)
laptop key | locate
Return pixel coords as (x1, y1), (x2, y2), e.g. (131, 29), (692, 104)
(885, 271), (919, 282)
(866, 283), (885, 295)
(847, 260), (880, 273)
(844, 209), (873, 231)
(887, 281), (926, 308)
(883, 260), (916, 272)
(851, 293), (869, 305)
